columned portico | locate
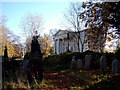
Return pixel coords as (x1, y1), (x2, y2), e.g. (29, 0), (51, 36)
(53, 30), (88, 54)
(57, 39), (65, 54)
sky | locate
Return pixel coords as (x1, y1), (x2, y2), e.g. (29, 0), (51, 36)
(1, 0), (117, 51)
(1, 1), (70, 38)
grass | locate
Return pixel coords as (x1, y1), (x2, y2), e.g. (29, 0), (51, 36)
(2, 69), (120, 89)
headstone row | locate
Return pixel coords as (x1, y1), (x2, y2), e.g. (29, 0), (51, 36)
(71, 55), (92, 70)
(71, 55), (119, 73)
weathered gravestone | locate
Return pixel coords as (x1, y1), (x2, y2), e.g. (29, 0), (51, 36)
(3, 46), (9, 77)
(27, 34), (43, 85)
(77, 59), (83, 70)
(112, 59), (119, 73)
(71, 56), (76, 69)
(2, 46), (8, 82)
(100, 55), (107, 72)
(84, 55), (92, 70)
(4, 46), (8, 62)
(21, 59), (29, 74)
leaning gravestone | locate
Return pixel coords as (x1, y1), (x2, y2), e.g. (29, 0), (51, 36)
(27, 34), (43, 85)
(71, 56), (76, 69)
(84, 55), (92, 70)
(112, 59), (119, 73)
(77, 59), (83, 69)
(100, 55), (107, 72)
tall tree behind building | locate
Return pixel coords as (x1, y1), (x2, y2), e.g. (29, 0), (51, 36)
(80, 2), (120, 52)
(63, 2), (88, 53)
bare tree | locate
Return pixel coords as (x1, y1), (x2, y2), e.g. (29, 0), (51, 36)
(64, 2), (88, 52)
(20, 13), (43, 52)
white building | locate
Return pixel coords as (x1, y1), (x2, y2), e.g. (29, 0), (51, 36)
(53, 30), (88, 54)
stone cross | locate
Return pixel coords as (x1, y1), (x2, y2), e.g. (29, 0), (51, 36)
(84, 55), (92, 70)
(77, 59), (83, 69)
(100, 55), (107, 72)
(112, 59), (119, 73)
(67, 32), (70, 52)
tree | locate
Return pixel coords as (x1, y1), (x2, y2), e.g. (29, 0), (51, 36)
(0, 15), (23, 58)
(80, 2), (120, 52)
(102, 2), (120, 34)
(38, 34), (54, 57)
(49, 29), (59, 39)
(102, 2), (120, 47)
(20, 13), (43, 52)
(64, 2), (88, 53)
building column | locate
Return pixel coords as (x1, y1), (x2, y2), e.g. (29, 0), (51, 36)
(56, 39), (58, 54)
(58, 39), (60, 54)
(54, 39), (57, 53)
(60, 39), (62, 53)
(63, 38), (65, 53)
(67, 32), (70, 52)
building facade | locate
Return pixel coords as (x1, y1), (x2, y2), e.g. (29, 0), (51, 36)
(53, 30), (88, 54)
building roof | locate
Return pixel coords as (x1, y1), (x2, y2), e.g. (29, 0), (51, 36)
(53, 30), (74, 37)
(53, 28), (89, 37)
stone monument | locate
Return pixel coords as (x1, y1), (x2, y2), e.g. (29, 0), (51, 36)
(84, 55), (92, 70)
(112, 59), (119, 73)
(4, 46), (8, 62)
(77, 59), (83, 70)
(71, 56), (76, 69)
(100, 55), (107, 72)
(67, 32), (71, 52)
(3, 46), (8, 82)
(27, 31), (43, 85)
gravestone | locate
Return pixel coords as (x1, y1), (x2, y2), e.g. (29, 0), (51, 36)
(27, 33), (43, 85)
(21, 59), (29, 74)
(100, 55), (107, 72)
(77, 59), (83, 69)
(71, 56), (76, 69)
(84, 55), (92, 70)
(4, 46), (8, 62)
(112, 59), (119, 73)
(3, 46), (8, 80)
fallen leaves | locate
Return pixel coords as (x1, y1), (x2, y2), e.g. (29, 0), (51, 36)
(3, 69), (120, 89)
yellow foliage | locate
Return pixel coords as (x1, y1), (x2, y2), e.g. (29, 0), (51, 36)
(0, 26), (21, 58)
